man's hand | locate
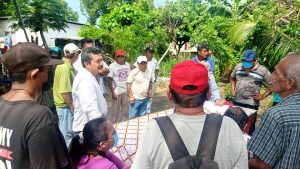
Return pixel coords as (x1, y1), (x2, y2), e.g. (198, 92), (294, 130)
(253, 93), (265, 100)
(231, 90), (235, 96)
(112, 91), (117, 100)
(214, 99), (224, 106)
(129, 96), (135, 105)
(148, 90), (152, 98)
(70, 105), (75, 113)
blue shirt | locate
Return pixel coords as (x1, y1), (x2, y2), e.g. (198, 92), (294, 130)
(248, 93), (300, 169)
(192, 55), (215, 73)
(191, 56), (221, 101)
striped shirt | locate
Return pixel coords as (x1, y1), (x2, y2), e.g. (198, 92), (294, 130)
(231, 63), (271, 107)
(248, 93), (300, 169)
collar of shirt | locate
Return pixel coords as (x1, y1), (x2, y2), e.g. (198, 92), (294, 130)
(278, 93), (300, 105)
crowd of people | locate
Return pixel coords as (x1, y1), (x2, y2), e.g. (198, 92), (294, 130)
(0, 40), (299, 169)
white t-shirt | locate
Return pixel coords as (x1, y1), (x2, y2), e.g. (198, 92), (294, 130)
(127, 68), (154, 100)
(108, 62), (131, 95)
(132, 113), (248, 169)
(72, 68), (108, 132)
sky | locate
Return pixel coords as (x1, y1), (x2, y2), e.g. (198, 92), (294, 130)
(66, 0), (168, 23)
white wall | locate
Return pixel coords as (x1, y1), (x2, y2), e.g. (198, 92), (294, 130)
(0, 18), (85, 48)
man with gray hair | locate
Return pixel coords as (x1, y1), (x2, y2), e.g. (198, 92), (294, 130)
(248, 52), (300, 169)
(72, 47), (108, 135)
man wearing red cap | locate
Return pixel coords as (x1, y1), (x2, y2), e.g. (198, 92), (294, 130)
(108, 49), (131, 122)
(132, 60), (247, 169)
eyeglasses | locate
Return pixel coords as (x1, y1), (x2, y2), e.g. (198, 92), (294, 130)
(116, 55), (124, 58)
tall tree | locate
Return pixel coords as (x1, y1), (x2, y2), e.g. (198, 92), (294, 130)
(79, 0), (151, 24)
(6, 0), (78, 49)
(79, 1), (168, 62)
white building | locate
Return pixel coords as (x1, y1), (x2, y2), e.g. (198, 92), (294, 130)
(0, 16), (85, 48)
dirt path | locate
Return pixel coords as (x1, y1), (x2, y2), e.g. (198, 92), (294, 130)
(105, 78), (173, 122)
(105, 78), (272, 124)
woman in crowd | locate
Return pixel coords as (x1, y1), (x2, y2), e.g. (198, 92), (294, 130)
(69, 117), (130, 169)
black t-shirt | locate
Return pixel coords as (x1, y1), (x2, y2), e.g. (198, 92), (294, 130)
(0, 97), (72, 169)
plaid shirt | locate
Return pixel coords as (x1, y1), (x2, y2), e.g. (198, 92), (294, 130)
(248, 93), (300, 169)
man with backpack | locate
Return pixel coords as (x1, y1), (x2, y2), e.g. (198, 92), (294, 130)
(132, 60), (248, 169)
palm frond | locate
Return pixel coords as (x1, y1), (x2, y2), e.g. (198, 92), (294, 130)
(227, 20), (256, 45)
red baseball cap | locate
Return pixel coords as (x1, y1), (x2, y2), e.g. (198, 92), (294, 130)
(115, 49), (125, 57)
(170, 60), (208, 95)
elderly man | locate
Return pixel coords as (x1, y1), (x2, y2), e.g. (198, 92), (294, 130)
(231, 50), (272, 135)
(134, 47), (159, 113)
(132, 60), (248, 169)
(248, 52), (300, 169)
(0, 42), (72, 169)
(53, 43), (80, 145)
(127, 55), (154, 118)
(72, 47), (108, 135)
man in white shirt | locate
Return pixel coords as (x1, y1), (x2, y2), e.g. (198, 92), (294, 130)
(134, 47), (159, 114)
(73, 38), (109, 94)
(72, 47), (108, 134)
(127, 55), (154, 118)
(108, 49), (131, 122)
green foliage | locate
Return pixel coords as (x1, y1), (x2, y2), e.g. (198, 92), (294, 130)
(160, 55), (191, 77)
(4, 0), (79, 48)
(80, 1), (169, 63)
(79, 0), (143, 24)
(80, 0), (300, 80)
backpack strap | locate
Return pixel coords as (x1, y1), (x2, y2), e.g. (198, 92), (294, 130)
(196, 114), (223, 159)
(155, 116), (190, 161)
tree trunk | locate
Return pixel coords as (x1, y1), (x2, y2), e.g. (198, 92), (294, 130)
(40, 30), (49, 51)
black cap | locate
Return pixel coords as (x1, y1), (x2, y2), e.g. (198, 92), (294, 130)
(145, 47), (154, 53)
(2, 42), (63, 73)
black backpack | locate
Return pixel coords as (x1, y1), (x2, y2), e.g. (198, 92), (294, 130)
(154, 114), (223, 169)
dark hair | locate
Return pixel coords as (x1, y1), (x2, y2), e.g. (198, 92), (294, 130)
(69, 117), (109, 167)
(170, 86), (208, 108)
(10, 66), (48, 84)
(49, 47), (62, 60)
(64, 52), (77, 59)
(81, 47), (102, 67)
(81, 38), (93, 48)
(10, 71), (27, 83)
(145, 47), (154, 53)
(197, 44), (209, 52)
(224, 107), (248, 129)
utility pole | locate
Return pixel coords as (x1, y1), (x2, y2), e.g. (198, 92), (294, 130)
(12, 0), (29, 42)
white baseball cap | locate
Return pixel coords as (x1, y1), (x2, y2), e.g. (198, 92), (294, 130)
(63, 43), (81, 55)
(137, 55), (147, 64)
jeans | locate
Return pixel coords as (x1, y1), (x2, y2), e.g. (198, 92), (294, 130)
(129, 98), (149, 118)
(146, 82), (156, 114)
(56, 107), (73, 146)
